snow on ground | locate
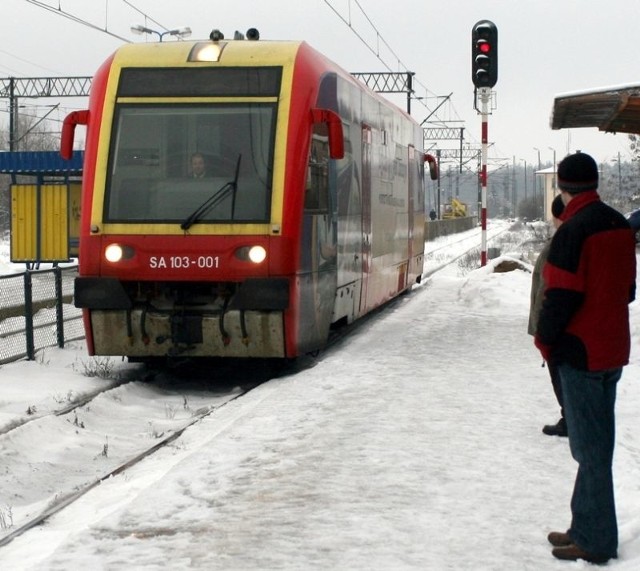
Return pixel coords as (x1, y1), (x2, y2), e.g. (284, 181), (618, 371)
(1, 221), (639, 570)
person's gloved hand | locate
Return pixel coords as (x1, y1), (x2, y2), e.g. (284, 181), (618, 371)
(534, 336), (551, 363)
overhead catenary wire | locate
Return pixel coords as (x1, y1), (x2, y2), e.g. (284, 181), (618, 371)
(321, 0), (475, 153)
(24, 0), (180, 43)
(0, 47), (62, 75)
(13, 0), (170, 137)
(121, 0), (171, 32)
(25, 0), (131, 42)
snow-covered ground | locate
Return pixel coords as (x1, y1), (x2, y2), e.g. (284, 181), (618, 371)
(1, 221), (639, 570)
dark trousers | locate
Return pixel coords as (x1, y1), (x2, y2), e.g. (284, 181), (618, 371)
(559, 363), (620, 558)
(548, 362), (564, 418)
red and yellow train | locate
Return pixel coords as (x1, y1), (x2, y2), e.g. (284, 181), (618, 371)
(62, 29), (437, 360)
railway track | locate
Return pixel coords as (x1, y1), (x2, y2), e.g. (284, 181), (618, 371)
(422, 224), (511, 279)
(0, 393), (244, 547)
(0, 360), (282, 548)
(0, 375), (139, 438)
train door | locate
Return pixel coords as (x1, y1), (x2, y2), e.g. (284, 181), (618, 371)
(406, 145), (417, 285)
(358, 124), (372, 316)
(400, 145), (418, 291)
(298, 128), (338, 353)
(409, 146), (426, 282)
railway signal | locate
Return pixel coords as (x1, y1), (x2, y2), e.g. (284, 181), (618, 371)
(472, 20), (498, 88)
(471, 20), (498, 266)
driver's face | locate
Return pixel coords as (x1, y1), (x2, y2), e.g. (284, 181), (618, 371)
(191, 156), (205, 176)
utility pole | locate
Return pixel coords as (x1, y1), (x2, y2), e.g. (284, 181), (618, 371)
(0, 76), (92, 151)
(533, 147), (542, 217)
(512, 156), (518, 217)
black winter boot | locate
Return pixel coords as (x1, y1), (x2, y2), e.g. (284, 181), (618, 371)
(542, 417), (567, 437)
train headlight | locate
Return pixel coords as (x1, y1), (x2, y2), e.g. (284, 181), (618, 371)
(248, 245), (267, 263)
(235, 245), (267, 264)
(188, 42), (225, 62)
(105, 244), (135, 263)
(188, 30), (227, 62)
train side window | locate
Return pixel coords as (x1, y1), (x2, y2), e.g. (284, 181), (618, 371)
(304, 130), (329, 212)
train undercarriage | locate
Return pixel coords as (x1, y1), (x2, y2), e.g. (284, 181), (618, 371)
(76, 277), (289, 358)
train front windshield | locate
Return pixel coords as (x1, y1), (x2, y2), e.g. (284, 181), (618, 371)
(105, 104), (276, 223)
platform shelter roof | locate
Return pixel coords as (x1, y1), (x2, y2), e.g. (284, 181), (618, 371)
(0, 151), (83, 176)
(551, 83), (640, 134)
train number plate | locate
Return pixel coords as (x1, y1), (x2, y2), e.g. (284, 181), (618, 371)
(149, 255), (220, 269)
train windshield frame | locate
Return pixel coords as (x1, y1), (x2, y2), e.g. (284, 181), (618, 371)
(104, 102), (277, 224)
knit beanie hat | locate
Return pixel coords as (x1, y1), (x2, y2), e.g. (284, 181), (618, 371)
(557, 152), (598, 193)
(551, 194), (565, 218)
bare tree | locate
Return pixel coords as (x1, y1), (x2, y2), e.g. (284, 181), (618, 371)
(10, 113), (59, 152)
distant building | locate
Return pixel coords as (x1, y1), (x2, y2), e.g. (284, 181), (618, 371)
(535, 166), (557, 221)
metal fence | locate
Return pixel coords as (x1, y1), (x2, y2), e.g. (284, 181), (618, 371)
(0, 266), (84, 365)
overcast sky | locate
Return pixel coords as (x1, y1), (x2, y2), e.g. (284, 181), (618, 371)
(2, 0), (639, 170)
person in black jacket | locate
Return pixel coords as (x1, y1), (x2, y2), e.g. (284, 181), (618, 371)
(528, 194), (566, 436)
(534, 151), (636, 564)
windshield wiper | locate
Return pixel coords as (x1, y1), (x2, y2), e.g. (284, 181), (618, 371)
(180, 154), (242, 230)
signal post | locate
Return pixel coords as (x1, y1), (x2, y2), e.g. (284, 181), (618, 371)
(471, 20), (498, 266)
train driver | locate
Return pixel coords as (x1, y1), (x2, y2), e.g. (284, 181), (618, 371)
(190, 152), (208, 178)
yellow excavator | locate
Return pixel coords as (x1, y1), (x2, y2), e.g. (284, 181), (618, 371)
(442, 198), (468, 219)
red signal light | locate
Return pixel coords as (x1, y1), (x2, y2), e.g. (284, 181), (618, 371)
(478, 41), (491, 54)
